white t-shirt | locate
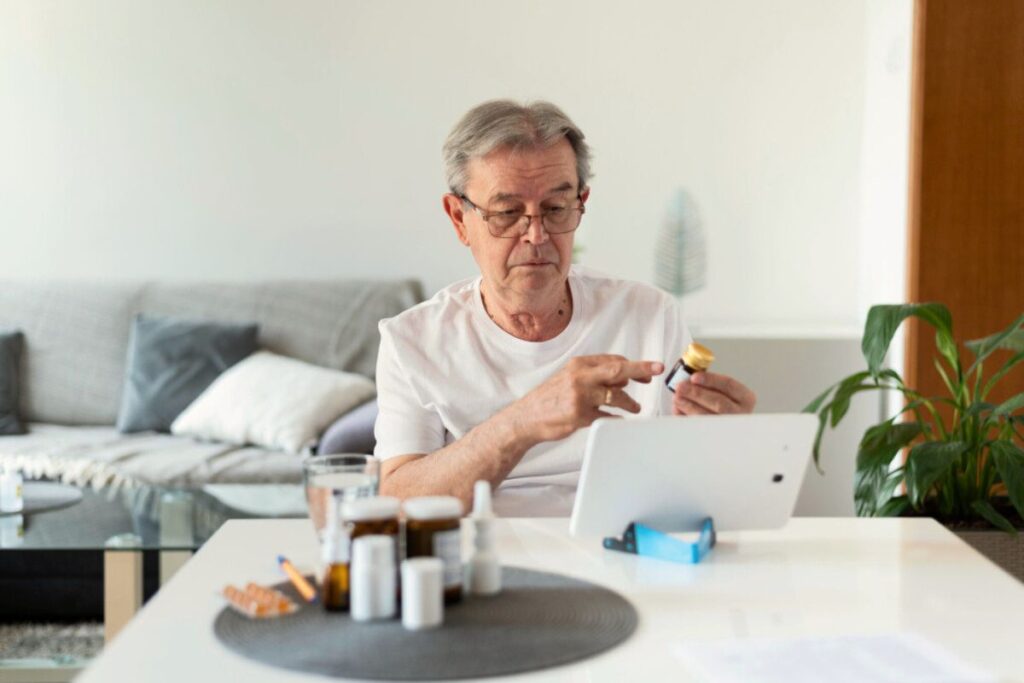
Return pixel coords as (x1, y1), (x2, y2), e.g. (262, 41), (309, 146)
(374, 266), (692, 517)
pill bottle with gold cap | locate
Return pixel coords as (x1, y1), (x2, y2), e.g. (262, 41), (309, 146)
(403, 496), (463, 604)
(665, 342), (715, 393)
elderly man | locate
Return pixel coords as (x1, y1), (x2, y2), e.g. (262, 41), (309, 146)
(375, 100), (756, 516)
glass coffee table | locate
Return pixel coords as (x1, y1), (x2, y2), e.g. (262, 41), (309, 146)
(0, 480), (307, 681)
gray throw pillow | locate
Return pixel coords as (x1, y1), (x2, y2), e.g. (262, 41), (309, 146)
(116, 315), (259, 433)
(317, 399), (379, 455)
(0, 330), (26, 435)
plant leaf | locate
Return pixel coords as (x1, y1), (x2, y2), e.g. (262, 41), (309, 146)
(990, 440), (1024, 521)
(982, 351), (1024, 400)
(805, 372), (873, 467)
(857, 470), (906, 517)
(1003, 329), (1024, 351)
(878, 471), (904, 502)
(905, 441), (970, 507)
(830, 384), (880, 428)
(970, 499), (1017, 535)
(862, 304), (953, 380)
(829, 370), (888, 428)
(993, 392), (1024, 417)
(877, 368), (907, 385)
(858, 422), (922, 469)
(855, 466), (887, 516)
(876, 495), (910, 517)
(932, 357), (958, 400)
(964, 402), (996, 418)
(807, 370), (909, 472)
(934, 331), (961, 379)
(810, 410), (828, 470)
(803, 383), (837, 414)
(965, 312), (1024, 372)
(855, 422), (920, 516)
(807, 371), (885, 416)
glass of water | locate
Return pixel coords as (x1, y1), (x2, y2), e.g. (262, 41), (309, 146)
(302, 454), (380, 539)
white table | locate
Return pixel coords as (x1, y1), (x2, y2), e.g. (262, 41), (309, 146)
(77, 517), (1024, 682)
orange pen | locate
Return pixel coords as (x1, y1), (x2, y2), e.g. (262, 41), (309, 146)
(277, 554), (318, 603)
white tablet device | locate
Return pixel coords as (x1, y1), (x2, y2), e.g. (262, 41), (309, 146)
(569, 413), (818, 537)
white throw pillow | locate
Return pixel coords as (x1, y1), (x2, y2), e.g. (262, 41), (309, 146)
(171, 351), (376, 454)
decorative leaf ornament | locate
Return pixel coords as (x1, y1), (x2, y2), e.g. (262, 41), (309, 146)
(655, 189), (706, 297)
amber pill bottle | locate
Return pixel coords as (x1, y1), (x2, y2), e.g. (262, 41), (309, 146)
(344, 496), (401, 540)
(344, 496), (402, 604)
(320, 514), (350, 612)
(665, 342), (715, 393)
(403, 496), (464, 604)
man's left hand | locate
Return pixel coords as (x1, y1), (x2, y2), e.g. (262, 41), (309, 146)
(673, 372), (756, 416)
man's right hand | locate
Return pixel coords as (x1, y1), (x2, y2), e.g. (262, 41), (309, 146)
(506, 355), (664, 444)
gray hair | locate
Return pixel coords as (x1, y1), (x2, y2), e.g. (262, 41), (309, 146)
(443, 100), (592, 196)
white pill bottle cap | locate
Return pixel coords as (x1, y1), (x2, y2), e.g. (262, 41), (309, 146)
(343, 496), (400, 522)
(403, 496), (463, 520)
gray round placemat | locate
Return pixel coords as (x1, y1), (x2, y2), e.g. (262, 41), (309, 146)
(213, 566), (638, 680)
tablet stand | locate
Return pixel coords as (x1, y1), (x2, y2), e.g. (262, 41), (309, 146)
(602, 517), (716, 564)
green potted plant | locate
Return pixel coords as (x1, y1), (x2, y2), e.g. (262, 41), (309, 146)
(806, 304), (1024, 579)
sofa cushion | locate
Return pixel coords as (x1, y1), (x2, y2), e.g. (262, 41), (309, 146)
(171, 351), (375, 454)
(137, 280), (423, 382)
(0, 330), (26, 435)
(0, 282), (140, 426)
(116, 315), (259, 433)
(0, 279), (424, 426)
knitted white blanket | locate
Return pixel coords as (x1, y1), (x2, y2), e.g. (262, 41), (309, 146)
(0, 424), (303, 491)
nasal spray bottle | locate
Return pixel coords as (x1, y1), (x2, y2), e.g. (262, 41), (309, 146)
(466, 480), (501, 596)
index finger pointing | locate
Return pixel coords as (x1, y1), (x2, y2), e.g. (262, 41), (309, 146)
(589, 359), (664, 385)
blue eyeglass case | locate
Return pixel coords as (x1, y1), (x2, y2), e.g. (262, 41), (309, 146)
(603, 517), (716, 564)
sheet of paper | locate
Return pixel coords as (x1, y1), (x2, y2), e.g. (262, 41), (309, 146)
(674, 633), (996, 683)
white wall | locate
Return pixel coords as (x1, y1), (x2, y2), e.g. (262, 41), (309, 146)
(858, 0), (913, 395)
(0, 0), (907, 336)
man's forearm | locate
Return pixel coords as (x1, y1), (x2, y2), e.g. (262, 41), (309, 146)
(379, 405), (537, 510)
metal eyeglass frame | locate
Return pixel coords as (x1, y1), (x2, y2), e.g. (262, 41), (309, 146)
(457, 193), (586, 238)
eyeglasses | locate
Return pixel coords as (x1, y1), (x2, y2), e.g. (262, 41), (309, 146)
(458, 193), (585, 239)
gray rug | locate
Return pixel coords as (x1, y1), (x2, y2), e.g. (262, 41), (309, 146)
(214, 566), (638, 680)
(0, 622), (102, 660)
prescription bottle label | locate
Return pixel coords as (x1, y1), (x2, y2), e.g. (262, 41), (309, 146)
(665, 367), (693, 393)
(432, 529), (462, 588)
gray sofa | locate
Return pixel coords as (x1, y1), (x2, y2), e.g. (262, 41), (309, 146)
(0, 279), (422, 489)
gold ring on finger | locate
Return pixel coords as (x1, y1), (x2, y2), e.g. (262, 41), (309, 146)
(604, 388), (613, 406)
